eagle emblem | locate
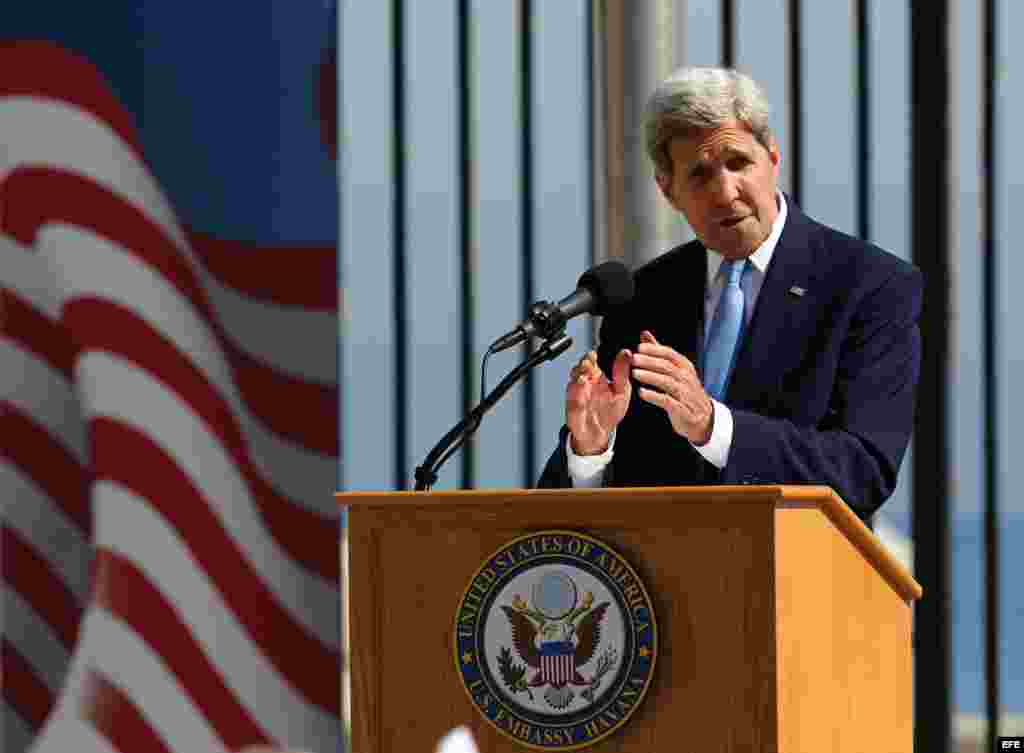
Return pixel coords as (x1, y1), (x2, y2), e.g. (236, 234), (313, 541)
(498, 572), (617, 709)
(454, 531), (656, 750)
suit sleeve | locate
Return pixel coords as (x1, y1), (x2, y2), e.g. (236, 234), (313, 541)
(722, 265), (923, 519)
(536, 312), (630, 488)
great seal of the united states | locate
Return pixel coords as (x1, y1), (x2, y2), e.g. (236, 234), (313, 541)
(454, 531), (657, 750)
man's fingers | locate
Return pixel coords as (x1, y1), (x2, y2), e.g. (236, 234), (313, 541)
(640, 330), (659, 345)
(610, 349), (632, 392)
(630, 352), (679, 376)
(632, 368), (676, 397)
(569, 350), (602, 385)
(633, 351), (699, 382)
(636, 341), (688, 368)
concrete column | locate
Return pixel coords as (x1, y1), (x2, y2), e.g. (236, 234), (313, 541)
(600, 0), (692, 267)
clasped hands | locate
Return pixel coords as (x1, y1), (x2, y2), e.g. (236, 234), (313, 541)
(566, 330), (714, 456)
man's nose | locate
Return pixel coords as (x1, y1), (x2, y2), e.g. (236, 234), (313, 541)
(709, 170), (739, 205)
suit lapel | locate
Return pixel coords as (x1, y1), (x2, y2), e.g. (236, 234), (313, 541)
(654, 244), (705, 366)
(727, 202), (822, 408)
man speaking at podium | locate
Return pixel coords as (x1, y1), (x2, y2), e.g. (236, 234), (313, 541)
(538, 66), (922, 522)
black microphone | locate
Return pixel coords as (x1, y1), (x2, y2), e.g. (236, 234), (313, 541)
(490, 260), (634, 353)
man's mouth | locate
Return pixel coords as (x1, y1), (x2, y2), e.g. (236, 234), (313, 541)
(719, 216), (747, 228)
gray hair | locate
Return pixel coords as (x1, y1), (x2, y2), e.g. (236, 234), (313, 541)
(644, 67), (774, 178)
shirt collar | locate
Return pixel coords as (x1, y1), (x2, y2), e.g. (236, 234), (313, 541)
(705, 191), (788, 286)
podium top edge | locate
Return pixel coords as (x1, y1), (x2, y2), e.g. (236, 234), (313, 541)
(336, 485), (922, 602)
(335, 484), (816, 504)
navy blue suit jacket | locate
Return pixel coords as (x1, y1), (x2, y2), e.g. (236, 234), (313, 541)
(537, 201), (923, 521)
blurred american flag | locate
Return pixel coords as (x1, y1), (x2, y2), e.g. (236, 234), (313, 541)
(2, 41), (342, 753)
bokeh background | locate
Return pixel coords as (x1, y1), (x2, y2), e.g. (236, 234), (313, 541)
(2, 1), (1020, 752)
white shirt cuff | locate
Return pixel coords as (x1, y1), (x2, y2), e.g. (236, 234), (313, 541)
(566, 430), (616, 488)
(692, 399), (732, 469)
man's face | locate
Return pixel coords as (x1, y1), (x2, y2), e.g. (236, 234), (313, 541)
(656, 121), (781, 260)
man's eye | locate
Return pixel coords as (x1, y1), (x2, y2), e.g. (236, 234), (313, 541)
(727, 157), (751, 170)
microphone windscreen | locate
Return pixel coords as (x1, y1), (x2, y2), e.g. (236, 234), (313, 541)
(577, 260), (634, 315)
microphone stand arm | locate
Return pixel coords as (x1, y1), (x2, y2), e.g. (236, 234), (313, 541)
(413, 333), (574, 491)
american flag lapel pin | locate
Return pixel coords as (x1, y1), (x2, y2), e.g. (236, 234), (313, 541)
(788, 285), (806, 297)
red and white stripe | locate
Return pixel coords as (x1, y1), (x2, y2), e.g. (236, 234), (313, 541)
(540, 654), (575, 689)
(2, 41), (342, 753)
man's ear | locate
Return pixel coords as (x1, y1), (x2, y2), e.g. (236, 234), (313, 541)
(655, 172), (672, 202)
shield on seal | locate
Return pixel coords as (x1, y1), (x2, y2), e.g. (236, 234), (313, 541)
(538, 640), (575, 688)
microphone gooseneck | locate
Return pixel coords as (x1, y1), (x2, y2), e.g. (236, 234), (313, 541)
(413, 261), (634, 491)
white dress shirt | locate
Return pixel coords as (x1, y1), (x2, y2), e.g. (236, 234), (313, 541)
(567, 193), (789, 487)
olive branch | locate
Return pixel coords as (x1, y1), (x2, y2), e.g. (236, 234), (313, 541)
(581, 645), (617, 705)
(497, 646), (534, 701)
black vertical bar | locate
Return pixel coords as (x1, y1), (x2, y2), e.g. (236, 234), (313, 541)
(392, 0), (409, 489)
(788, 0), (803, 207)
(982, 0), (1001, 745)
(856, 0), (871, 241)
(458, 0), (476, 489)
(520, 0), (537, 487)
(910, 1), (952, 752)
(586, 0), (595, 273)
(587, 0), (604, 353)
(585, 0), (596, 329)
(856, 0), (876, 533)
(722, 0), (735, 68)
(335, 2), (345, 492)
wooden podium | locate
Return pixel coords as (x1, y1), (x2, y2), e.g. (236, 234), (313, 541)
(337, 485), (921, 753)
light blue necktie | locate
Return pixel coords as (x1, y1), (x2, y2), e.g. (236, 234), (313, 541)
(703, 259), (748, 401)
